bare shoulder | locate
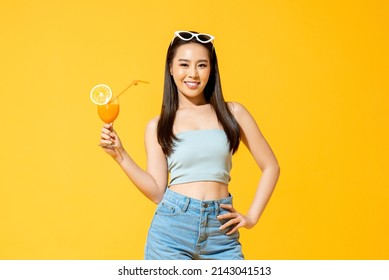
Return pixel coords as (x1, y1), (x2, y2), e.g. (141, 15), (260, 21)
(227, 101), (253, 123)
(227, 101), (262, 139)
(145, 116), (160, 135)
(144, 116), (161, 144)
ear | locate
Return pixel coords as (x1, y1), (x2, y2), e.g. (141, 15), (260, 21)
(169, 63), (173, 75)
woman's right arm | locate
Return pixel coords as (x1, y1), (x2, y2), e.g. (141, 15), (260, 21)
(100, 117), (167, 204)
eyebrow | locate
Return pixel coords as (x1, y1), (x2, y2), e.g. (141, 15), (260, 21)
(178, 58), (209, 63)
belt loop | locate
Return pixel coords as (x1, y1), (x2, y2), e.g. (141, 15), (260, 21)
(215, 201), (220, 216)
(181, 197), (190, 212)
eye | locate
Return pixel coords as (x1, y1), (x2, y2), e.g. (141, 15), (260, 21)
(198, 63), (208, 68)
(179, 63), (189, 67)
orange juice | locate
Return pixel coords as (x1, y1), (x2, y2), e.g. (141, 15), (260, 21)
(98, 100), (120, 123)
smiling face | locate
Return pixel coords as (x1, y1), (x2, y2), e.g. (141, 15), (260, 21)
(170, 43), (211, 105)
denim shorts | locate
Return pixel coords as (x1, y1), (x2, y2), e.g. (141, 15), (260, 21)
(145, 188), (244, 260)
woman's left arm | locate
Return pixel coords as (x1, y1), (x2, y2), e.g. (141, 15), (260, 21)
(219, 102), (280, 235)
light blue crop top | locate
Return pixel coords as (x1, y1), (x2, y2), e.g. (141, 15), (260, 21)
(167, 129), (232, 185)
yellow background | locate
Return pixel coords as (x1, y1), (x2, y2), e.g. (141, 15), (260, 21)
(1, 0), (388, 259)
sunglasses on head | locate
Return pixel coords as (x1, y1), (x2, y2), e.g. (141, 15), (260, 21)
(171, 31), (215, 45)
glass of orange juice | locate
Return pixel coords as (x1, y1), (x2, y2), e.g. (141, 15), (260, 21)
(90, 80), (148, 147)
(97, 97), (120, 123)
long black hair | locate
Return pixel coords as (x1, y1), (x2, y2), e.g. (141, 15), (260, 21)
(157, 31), (240, 156)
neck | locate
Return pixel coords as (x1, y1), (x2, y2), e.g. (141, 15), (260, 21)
(178, 94), (207, 109)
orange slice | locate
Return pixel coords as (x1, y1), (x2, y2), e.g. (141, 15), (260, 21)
(90, 84), (112, 105)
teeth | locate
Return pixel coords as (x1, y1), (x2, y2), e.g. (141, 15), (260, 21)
(186, 82), (198, 86)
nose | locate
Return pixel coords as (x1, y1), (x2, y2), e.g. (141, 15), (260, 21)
(187, 66), (198, 78)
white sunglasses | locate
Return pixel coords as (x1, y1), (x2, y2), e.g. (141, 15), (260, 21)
(171, 31), (215, 45)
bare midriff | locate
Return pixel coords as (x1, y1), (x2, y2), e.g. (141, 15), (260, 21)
(168, 181), (230, 201)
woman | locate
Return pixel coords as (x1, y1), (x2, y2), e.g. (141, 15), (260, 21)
(100, 31), (280, 259)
